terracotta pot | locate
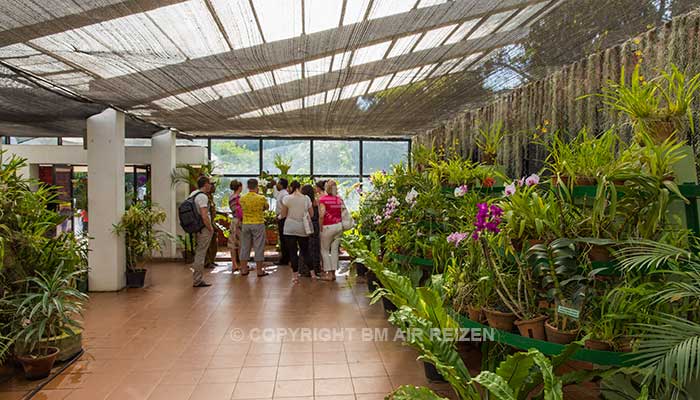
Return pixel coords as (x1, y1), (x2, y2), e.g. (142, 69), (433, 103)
(481, 153), (496, 165)
(588, 245), (612, 262)
(514, 315), (547, 340)
(511, 238), (523, 252)
(467, 305), (485, 323)
(612, 179), (627, 186)
(17, 347), (59, 380)
(265, 229), (278, 245)
(615, 335), (636, 352)
(483, 308), (517, 331)
(544, 321), (579, 344)
(585, 339), (612, 351)
(575, 176), (597, 186)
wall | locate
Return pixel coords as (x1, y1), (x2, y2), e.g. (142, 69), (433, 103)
(3, 144), (207, 169)
(415, 9), (700, 177)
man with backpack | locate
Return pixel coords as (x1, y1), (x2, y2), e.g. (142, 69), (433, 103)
(180, 176), (214, 287)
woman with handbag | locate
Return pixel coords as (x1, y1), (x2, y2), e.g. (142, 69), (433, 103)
(319, 180), (352, 282)
(280, 180), (314, 284)
(301, 184), (322, 279)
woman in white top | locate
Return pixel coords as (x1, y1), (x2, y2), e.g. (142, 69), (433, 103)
(280, 180), (314, 284)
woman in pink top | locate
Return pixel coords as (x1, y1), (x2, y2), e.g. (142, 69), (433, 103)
(318, 180), (345, 281)
(228, 180), (244, 272)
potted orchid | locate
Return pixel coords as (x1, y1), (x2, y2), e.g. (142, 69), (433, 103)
(500, 174), (566, 250)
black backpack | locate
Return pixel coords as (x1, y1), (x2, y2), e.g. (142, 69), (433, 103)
(178, 191), (206, 233)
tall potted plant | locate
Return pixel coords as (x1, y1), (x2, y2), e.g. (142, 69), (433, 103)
(7, 266), (88, 379)
(113, 202), (168, 288)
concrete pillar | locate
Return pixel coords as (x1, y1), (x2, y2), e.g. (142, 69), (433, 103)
(87, 108), (126, 291)
(151, 129), (178, 258)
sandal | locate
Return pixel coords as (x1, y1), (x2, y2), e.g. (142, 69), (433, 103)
(257, 271), (269, 277)
(292, 273), (300, 284)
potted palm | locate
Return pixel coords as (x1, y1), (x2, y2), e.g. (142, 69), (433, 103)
(113, 202), (168, 288)
(8, 266), (88, 380)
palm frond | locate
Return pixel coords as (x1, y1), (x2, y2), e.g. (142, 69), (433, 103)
(633, 313), (700, 393)
(615, 240), (696, 272)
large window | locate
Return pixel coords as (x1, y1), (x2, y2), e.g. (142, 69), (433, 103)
(203, 137), (410, 211)
(263, 140), (310, 174)
(362, 140), (410, 174)
(313, 140), (360, 175)
(211, 139), (259, 175)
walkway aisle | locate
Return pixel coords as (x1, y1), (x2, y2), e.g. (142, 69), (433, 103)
(0, 262), (454, 400)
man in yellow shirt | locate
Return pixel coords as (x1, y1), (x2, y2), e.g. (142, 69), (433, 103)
(239, 178), (269, 277)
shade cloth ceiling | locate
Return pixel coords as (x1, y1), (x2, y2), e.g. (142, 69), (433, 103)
(0, 0), (696, 138)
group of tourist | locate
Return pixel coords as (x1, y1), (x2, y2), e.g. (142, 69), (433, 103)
(188, 175), (348, 287)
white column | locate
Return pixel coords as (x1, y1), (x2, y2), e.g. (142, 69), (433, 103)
(151, 129), (178, 258)
(87, 108), (126, 291)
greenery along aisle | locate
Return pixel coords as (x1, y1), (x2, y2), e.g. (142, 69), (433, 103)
(344, 64), (700, 399)
(0, 152), (89, 378)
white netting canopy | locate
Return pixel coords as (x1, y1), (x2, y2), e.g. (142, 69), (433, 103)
(0, 0), (697, 137)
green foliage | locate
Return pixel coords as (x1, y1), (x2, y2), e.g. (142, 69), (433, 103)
(4, 265), (88, 356)
(476, 121), (508, 159)
(113, 202), (168, 270)
(593, 63), (700, 144)
(0, 152), (89, 363)
(388, 385), (448, 400)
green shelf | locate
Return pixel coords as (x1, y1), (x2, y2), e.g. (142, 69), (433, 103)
(457, 315), (637, 367)
(389, 252), (434, 267)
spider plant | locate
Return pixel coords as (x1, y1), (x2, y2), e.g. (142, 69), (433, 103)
(5, 265), (88, 357)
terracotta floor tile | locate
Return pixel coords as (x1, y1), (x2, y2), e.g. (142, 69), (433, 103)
(314, 396), (354, 400)
(159, 369), (203, 385)
(274, 365), (311, 381)
(352, 376), (393, 394)
(63, 387), (112, 400)
(243, 353), (279, 367)
(278, 352), (312, 366)
(349, 362), (388, 377)
(312, 341), (344, 353)
(313, 352), (347, 364)
(346, 351), (382, 364)
(32, 389), (73, 400)
(105, 383), (157, 400)
(273, 379), (313, 398)
(238, 366), (278, 382)
(314, 378), (354, 396)
(188, 383), (235, 400)
(313, 363), (350, 379)
(231, 380), (275, 399)
(248, 342), (282, 354)
(208, 355), (245, 369)
(146, 384), (195, 400)
(0, 263), (431, 400)
(280, 342), (312, 353)
(199, 368), (240, 383)
(356, 394), (390, 400)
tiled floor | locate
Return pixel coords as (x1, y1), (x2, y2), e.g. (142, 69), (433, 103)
(0, 262), (453, 400)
